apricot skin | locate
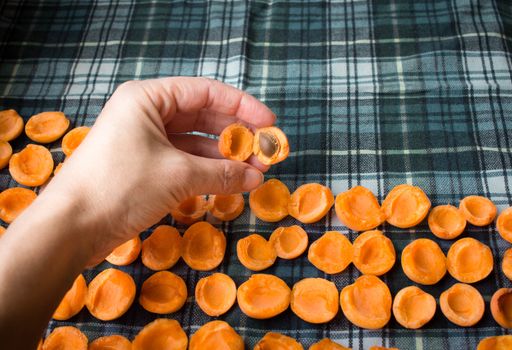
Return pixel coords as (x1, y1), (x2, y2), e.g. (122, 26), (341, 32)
(335, 186), (385, 231)
(490, 288), (512, 329)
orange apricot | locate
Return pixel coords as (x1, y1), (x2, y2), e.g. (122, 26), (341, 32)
(369, 347), (399, 350)
(440, 283), (484, 326)
(392, 286), (436, 329)
(85, 268), (136, 321)
(459, 195), (497, 226)
(105, 236), (141, 266)
(26, 111), (69, 143)
(170, 195), (208, 225)
(141, 225), (181, 271)
(0, 187), (37, 223)
(340, 275), (392, 329)
(42, 326), (87, 350)
(218, 123), (255, 161)
(195, 273), (236, 316)
(269, 225), (308, 259)
(53, 162), (63, 176)
(497, 207), (512, 243)
(382, 184), (431, 228)
(61, 126), (90, 157)
(428, 204), (466, 239)
(352, 230), (395, 276)
(288, 183), (334, 223)
(491, 288), (512, 328)
(477, 335), (512, 350)
(502, 248), (512, 281)
(0, 141), (12, 169)
(253, 126), (289, 165)
(237, 234), (277, 271)
(249, 178), (290, 222)
(335, 186), (385, 231)
(139, 271), (187, 314)
(446, 237), (493, 283)
(309, 338), (351, 350)
(0, 109), (24, 141)
(132, 318), (188, 350)
(189, 320), (243, 350)
(89, 335), (131, 350)
(308, 231), (353, 274)
(208, 193), (244, 221)
(182, 221), (226, 271)
(37, 339), (43, 350)
(9, 144), (54, 186)
(237, 273), (291, 319)
(255, 332), (303, 350)
(401, 238), (446, 285)
(290, 278), (339, 323)
(0, 226), (6, 238)
(53, 274), (87, 320)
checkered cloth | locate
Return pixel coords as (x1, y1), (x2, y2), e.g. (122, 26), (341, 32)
(1, 0), (512, 348)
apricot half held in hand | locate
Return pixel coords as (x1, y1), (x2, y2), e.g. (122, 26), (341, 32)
(490, 288), (512, 328)
(392, 286), (436, 329)
(139, 271), (187, 314)
(170, 195), (208, 225)
(477, 335), (512, 350)
(255, 332), (303, 350)
(208, 193), (245, 221)
(335, 186), (385, 231)
(440, 283), (485, 327)
(291, 278), (339, 324)
(308, 231), (353, 274)
(0, 187), (37, 223)
(182, 221), (226, 271)
(105, 236), (141, 266)
(340, 275), (392, 329)
(459, 195), (497, 226)
(401, 238), (447, 285)
(9, 144), (54, 186)
(382, 184), (431, 228)
(218, 123), (255, 161)
(53, 274), (87, 321)
(89, 335), (131, 350)
(288, 183), (334, 223)
(237, 234), (277, 271)
(249, 178), (290, 222)
(309, 338), (350, 350)
(25, 111), (70, 143)
(61, 126), (90, 157)
(497, 207), (512, 243)
(502, 248), (512, 281)
(446, 237), (493, 283)
(42, 326), (88, 350)
(428, 204), (466, 239)
(189, 320), (244, 350)
(352, 230), (395, 276)
(132, 318), (188, 350)
(141, 225), (182, 271)
(237, 273), (291, 319)
(253, 126), (289, 165)
(85, 268), (136, 321)
(0, 141), (12, 169)
(269, 225), (308, 259)
(195, 273), (237, 316)
(0, 109), (24, 141)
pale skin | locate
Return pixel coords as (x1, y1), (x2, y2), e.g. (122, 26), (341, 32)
(0, 77), (275, 349)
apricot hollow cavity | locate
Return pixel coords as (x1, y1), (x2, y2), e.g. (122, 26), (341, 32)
(502, 248), (512, 281)
(491, 288), (512, 328)
(189, 320), (243, 350)
(401, 238), (447, 285)
(195, 273), (236, 316)
(105, 236), (141, 266)
(218, 123), (254, 161)
(308, 231), (353, 274)
(392, 286), (436, 329)
(497, 207), (512, 243)
(340, 275), (392, 329)
(352, 230), (395, 276)
(89, 335), (131, 350)
(477, 335), (512, 350)
(141, 225), (182, 271)
(53, 274), (87, 321)
(139, 271), (187, 314)
(182, 221), (226, 271)
(459, 195), (497, 226)
(132, 318), (188, 350)
(440, 283), (484, 327)
(42, 326), (88, 350)
(288, 183), (334, 224)
(291, 278), (339, 324)
(428, 204), (466, 239)
(446, 237), (493, 283)
(208, 193), (244, 221)
(0, 187), (37, 223)
(25, 111), (70, 143)
(253, 126), (289, 165)
(309, 338), (351, 350)
(237, 273), (291, 319)
(237, 234), (277, 271)
(269, 225), (308, 259)
(249, 178), (290, 222)
(170, 195), (208, 225)
(382, 184), (431, 228)
(335, 186), (385, 231)
(0, 109), (24, 141)
(0, 141), (12, 169)
(62, 126), (90, 157)
(9, 144), (54, 186)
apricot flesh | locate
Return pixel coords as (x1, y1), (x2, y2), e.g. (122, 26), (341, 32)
(182, 221), (226, 271)
(352, 230), (395, 276)
(0, 109), (24, 141)
(428, 204), (466, 239)
(208, 193), (244, 221)
(25, 111), (70, 143)
(170, 195), (208, 225)
(105, 236), (141, 266)
(502, 248), (512, 281)
(459, 195), (497, 226)
(9, 144), (54, 186)
(189, 320), (244, 350)
(0, 141), (12, 169)
(249, 178), (290, 222)
(291, 278), (339, 324)
(401, 238), (447, 285)
(253, 126), (289, 165)
(446, 237), (493, 283)
(382, 184), (431, 228)
(141, 225), (182, 271)
(269, 225), (308, 259)
(42, 326), (88, 350)
(62, 126), (90, 157)
(440, 283), (485, 327)
(132, 318), (188, 350)
(254, 332), (303, 350)
(89, 335), (131, 350)
(477, 335), (512, 350)
(288, 183), (334, 223)
(0, 187), (37, 223)
(195, 273), (236, 316)
(237, 234), (277, 271)
(497, 207), (512, 243)
(139, 271), (187, 314)
(392, 286), (436, 329)
(491, 288), (512, 328)
(309, 338), (351, 350)
(308, 231), (353, 274)
(53, 274), (87, 321)
(335, 186), (385, 231)
(218, 123), (254, 161)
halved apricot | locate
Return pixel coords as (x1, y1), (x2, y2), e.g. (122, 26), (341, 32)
(288, 183), (334, 224)
(89, 335), (131, 350)
(477, 335), (512, 350)
(182, 221), (226, 271)
(497, 207), (512, 243)
(290, 278), (338, 323)
(249, 178), (290, 222)
(269, 225), (308, 259)
(9, 144), (54, 186)
(85, 268), (136, 321)
(369, 347), (399, 350)
(170, 195), (208, 225)
(61, 126), (90, 157)
(132, 318), (187, 350)
(352, 230), (395, 276)
(382, 184), (431, 228)
(440, 283), (484, 326)
(25, 111), (70, 143)
(308, 231), (353, 274)
(502, 248), (512, 281)
(0, 109), (24, 141)
(392, 286), (436, 329)
(428, 204), (466, 239)
(335, 186), (385, 231)
(42, 326), (88, 350)
(237, 273), (291, 319)
(105, 236), (141, 266)
(309, 338), (350, 350)
(208, 193), (244, 221)
(253, 126), (289, 165)
(0, 141), (12, 169)
(218, 123), (254, 161)
(446, 237), (493, 283)
(459, 195), (497, 226)
(53, 274), (87, 320)
(0, 187), (37, 223)
(401, 238), (446, 285)
(491, 288), (512, 328)
(195, 273), (236, 316)
(340, 275), (392, 329)
(0, 226), (6, 238)
(141, 225), (182, 271)
(37, 339), (43, 350)
(54, 162), (63, 176)
(237, 234), (277, 271)
(139, 271), (187, 314)
(255, 332), (303, 350)
(189, 320), (243, 350)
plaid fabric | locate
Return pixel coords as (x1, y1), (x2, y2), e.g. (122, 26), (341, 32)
(1, 0), (512, 348)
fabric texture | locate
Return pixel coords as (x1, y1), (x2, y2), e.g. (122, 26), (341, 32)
(1, 0), (512, 348)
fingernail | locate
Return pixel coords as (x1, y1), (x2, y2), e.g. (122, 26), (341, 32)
(243, 168), (263, 191)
